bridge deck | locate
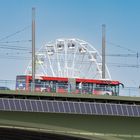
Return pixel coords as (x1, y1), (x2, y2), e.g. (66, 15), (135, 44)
(0, 90), (140, 140)
(0, 90), (140, 104)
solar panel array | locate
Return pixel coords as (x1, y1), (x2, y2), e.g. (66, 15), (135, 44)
(0, 98), (139, 117)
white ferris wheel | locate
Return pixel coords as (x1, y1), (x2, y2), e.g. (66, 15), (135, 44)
(25, 38), (111, 80)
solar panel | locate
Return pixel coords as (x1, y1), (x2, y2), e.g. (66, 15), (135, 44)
(111, 104), (117, 115)
(79, 102), (86, 114)
(42, 101), (48, 112)
(9, 99), (16, 111)
(36, 101), (43, 112)
(47, 101), (54, 112)
(53, 101), (59, 112)
(106, 104), (112, 115)
(30, 100), (38, 112)
(95, 104), (102, 115)
(63, 102), (70, 113)
(69, 102), (75, 113)
(20, 100), (27, 111)
(90, 103), (97, 114)
(58, 102), (65, 113)
(121, 105), (128, 116)
(3, 99), (10, 110)
(74, 102), (81, 114)
(84, 103), (91, 114)
(127, 105), (133, 116)
(0, 98), (140, 117)
(25, 100), (32, 112)
(116, 104), (123, 116)
(0, 99), (4, 110)
(15, 99), (21, 111)
(137, 106), (140, 116)
(131, 106), (139, 116)
(100, 103), (108, 115)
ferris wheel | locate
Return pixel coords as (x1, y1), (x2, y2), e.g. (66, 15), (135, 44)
(25, 38), (111, 80)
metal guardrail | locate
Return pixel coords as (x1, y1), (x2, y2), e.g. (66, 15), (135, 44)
(119, 87), (140, 97)
(0, 80), (140, 97)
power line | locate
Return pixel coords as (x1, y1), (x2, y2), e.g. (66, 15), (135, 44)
(0, 46), (30, 51)
(108, 63), (140, 68)
(0, 53), (139, 68)
(107, 41), (136, 53)
(0, 56), (31, 60)
(0, 25), (31, 41)
(0, 44), (30, 48)
(106, 53), (139, 57)
(0, 39), (31, 44)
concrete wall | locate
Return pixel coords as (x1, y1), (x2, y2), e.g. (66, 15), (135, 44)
(0, 111), (139, 140)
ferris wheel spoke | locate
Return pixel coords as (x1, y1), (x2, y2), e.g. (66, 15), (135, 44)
(25, 60), (32, 75)
(47, 54), (55, 76)
(105, 64), (112, 80)
(64, 40), (68, 77)
(39, 63), (48, 75)
(71, 41), (79, 77)
(83, 62), (92, 78)
(54, 42), (61, 76)
(25, 38), (111, 80)
(79, 44), (86, 74)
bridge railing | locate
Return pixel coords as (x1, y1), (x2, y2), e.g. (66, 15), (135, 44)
(0, 80), (140, 97)
(120, 87), (140, 97)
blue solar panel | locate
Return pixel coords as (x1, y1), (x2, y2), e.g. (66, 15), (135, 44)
(53, 101), (59, 112)
(127, 105), (133, 116)
(58, 102), (65, 113)
(121, 105), (128, 116)
(20, 100), (27, 111)
(131, 106), (139, 116)
(14, 99), (21, 111)
(106, 104), (112, 115)
(30, 100), (38, 112)
(116, 104), (123, 116)
(74, 102), (81, 114)
(36, 101), (43, 112)
(9, 99), (16, 111)
(47, 101), (54, 112)
(3, 99), (10, 110)
(0, 98), (140, 117)
(63, 102), (70, 113)
(25, 100), (32, 111)
(84, 103), (91, 114)
(90, 103), (97, 114)
(0, 99), (4, 110)
(100, 104), (107, 115)
(42, 101), (48, 112)
(95, 104), (102, 115)
(79, 102), (86, 114)
(137, 106), (140, 116)
(69, 102), (75, 113)
(111, 104), (117, 115)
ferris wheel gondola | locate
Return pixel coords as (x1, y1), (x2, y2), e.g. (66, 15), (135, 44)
(25, 38), (111, 80)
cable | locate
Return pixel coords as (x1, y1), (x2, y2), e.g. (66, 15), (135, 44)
(0, 40), (31, 44)
(0, 43), (32, 51)
(0, 46), (30, 51)
(108, 63), (140, 68)
(107, 41), (136, 53)
(106, 53), (138, 57)
(0, 25), (31, 41)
